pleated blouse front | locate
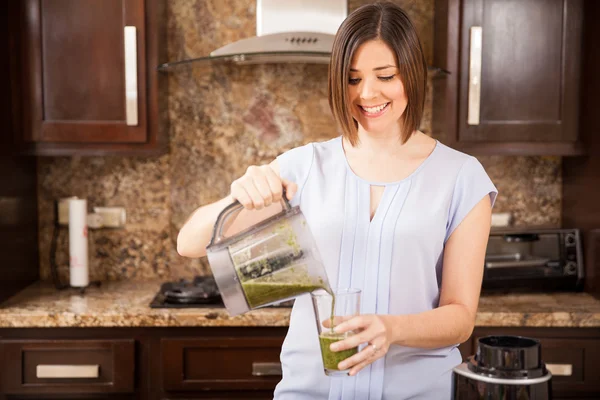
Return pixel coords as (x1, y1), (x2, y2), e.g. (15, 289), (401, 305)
(273, 137), (497, 400)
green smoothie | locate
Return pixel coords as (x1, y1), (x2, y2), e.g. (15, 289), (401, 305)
(318, 331), (358, 371)
(241, 281), (326, 308)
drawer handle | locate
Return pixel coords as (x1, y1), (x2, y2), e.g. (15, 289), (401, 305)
(252, 362), (282, 376)
(124, 26), (138, 126)
(36, 364), (100, 379)
(546, 363), (573, 376)
(467, 26), (482, 125)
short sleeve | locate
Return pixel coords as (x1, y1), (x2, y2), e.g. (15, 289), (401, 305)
(276, 143), (315, 206)
(445, 156), (498, 242)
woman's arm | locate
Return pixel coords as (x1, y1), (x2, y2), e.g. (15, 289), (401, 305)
(177, 160), (294, 258)
(332, 194), (492, 375)
(387, 193), (492, 347)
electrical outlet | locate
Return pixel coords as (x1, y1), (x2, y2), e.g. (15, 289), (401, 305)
(93, 207), (126, 228)
(491, 212), (512, 227)
(56, 199), (125, 229)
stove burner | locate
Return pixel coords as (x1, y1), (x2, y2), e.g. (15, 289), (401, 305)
(164, 276), (221, 304)
(149, 276), (295, 309)
(150, 276), (224, 308)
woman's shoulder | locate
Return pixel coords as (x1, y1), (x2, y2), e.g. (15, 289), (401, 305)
(432, 140), (476, 167)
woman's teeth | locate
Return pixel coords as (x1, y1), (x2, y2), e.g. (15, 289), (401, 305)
(360, 103), (389, 114)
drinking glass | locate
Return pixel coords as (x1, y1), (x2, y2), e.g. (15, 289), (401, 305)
(311, 288), (361, 376)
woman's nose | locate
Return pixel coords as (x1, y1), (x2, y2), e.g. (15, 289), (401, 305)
(359, 78), (378, 100)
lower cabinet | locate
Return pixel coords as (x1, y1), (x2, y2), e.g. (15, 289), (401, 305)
(1, 326), (599, 399)
(161, 337), (283, 393)
(0, 327), (287, 400)
(0, 339), (135, 396)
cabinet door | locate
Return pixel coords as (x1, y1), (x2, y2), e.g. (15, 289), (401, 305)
(22, 0), (147, 143)
(161, 337), (283, 392)
(11, 0), (166, 155)
(459, 0), (583, 146)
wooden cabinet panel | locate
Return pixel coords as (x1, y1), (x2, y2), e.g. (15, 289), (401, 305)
(459, 0), (582, 144)
(434, 0), (585, 155)
(0, 339), (135, 395)
(161, 337), (284, 392)
(8, 0), (167, 155)
(41, 0), (128, 124)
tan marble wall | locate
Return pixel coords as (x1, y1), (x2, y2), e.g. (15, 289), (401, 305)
(37, 0), (561, 282)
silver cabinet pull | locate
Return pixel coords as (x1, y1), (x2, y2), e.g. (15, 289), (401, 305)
(252, 362), (282, 376)
(467, 26), (482, 125)
(124, 26), (138, 126)
(546, 363), (573, 376)
(36, 364), (100, 379)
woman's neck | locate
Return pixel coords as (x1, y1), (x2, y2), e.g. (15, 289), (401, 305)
(346, 127), (415, 158)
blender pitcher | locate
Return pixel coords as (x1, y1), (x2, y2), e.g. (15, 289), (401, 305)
(206, 193), (331, 316)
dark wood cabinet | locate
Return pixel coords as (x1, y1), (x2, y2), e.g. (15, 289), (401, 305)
(1, 326), (599, 399)
(8, 0), (167, 156)
(433, 0), (585, 155)
(161, 337), (283, 392)
(0, 327), (287, 400)
(0, 339), (135, 395)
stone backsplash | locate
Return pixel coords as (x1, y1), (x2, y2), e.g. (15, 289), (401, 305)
(37, 0), (561, 282)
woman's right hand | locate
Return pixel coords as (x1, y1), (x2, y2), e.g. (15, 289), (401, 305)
(230, 164), (298, 210)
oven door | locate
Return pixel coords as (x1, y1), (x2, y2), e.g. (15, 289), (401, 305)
(482, 253), (576, 293)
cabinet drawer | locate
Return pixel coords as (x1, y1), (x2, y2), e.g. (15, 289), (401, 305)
(162, 337), (284, 391)
(0, 339), (135, 394)
(537, 337), (600, 396)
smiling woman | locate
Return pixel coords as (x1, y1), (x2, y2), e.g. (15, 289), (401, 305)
(177, 2), (497, 400)
(347, 40), (409, 136)
(328, 2), (427, 147)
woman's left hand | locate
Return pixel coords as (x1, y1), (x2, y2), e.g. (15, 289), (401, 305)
(330, 314), (395, 376)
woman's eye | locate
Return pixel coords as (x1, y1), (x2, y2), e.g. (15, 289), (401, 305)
(348, 78), (361, 85)
(379, 75), (395, 81)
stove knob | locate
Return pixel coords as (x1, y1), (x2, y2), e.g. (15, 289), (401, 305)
(564, 262), (577, 275)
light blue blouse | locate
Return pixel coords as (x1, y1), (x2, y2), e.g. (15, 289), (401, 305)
(273, 137), (498, 400)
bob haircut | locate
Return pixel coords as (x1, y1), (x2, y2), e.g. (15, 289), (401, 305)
(328, 2), (428, 146)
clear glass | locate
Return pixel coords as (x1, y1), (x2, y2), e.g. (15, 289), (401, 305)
(228, 211), (330, 309)
(311, 288), (361, 376)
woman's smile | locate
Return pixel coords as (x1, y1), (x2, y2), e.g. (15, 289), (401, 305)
(358, 102), (390, 118)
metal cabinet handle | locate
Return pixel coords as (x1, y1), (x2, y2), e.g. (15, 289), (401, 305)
(36, 364), (100, 379)
(467, 26), (482, 125)
(124, 26), (138, 126)
(252, 362), (282, 376)
(546, 363), (573, 376)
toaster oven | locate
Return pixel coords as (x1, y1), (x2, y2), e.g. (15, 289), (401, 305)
(482, 228), (584, 292)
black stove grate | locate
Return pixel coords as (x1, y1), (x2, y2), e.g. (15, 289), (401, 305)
(149, 276), (224, 308)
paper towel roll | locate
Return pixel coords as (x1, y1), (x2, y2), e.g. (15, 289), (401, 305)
(69, 199), (89, 287)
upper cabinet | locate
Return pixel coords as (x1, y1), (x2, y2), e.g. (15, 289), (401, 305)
(434, 0), (584, 155)
(9, 0), (167, 156)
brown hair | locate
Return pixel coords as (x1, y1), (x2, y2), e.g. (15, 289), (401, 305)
(328, 2), (428, 146)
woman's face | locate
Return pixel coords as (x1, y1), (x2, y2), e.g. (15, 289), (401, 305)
(347, 39), (408, 136)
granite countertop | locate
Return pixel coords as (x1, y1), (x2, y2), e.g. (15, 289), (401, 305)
(1, 280), (600, 328)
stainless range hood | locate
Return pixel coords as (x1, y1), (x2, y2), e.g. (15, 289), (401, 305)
(159, 0), (347, 70)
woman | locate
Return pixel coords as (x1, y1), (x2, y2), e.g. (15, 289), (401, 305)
(177, 2), (497, 399)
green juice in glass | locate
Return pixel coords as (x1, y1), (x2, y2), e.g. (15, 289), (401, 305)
(317, 293), (358, 374)
(318, 331), (358, 371)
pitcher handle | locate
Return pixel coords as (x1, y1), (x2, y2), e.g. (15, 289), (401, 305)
(208, 188), (292, 246)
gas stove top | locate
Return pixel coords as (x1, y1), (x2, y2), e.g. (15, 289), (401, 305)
(149, 275), (295, 309)
(149, 276), (224, 308)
